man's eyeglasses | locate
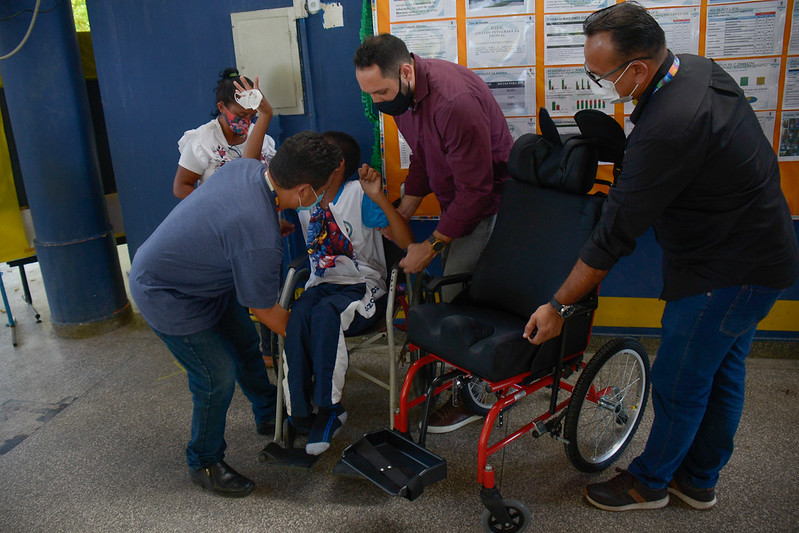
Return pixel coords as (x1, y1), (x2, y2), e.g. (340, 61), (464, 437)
(584, 56), (651, 87)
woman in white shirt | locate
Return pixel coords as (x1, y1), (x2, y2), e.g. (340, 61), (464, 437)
(173, 68), (277, 198)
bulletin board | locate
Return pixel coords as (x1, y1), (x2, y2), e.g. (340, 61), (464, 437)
(370, 0), (799, 217)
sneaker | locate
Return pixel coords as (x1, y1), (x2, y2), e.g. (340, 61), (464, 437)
(585, 468), (669, 511)
(668, 474), (717, 510)
(305, 404), (347, 456)
(426, 402), (481, 434)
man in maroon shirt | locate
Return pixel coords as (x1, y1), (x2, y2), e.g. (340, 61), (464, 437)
(354, 33), (514, 433)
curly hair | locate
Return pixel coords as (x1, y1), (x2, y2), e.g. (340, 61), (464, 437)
(269, 131), (344, 190)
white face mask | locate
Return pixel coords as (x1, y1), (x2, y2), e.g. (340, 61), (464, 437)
(588, 61), (638, 104)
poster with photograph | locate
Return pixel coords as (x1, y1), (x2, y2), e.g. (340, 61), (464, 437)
(474, 68), (536, 116)
(466, 16), (536, 68)
(390, 19), (459, 62)
(466, 0), (534, 16)
(778, 111), (799, 161)
(389, 0), (457, 23)
(544, 13), (588, 65)
(716, 58), (780, 111)
(705, 1), (786, 59)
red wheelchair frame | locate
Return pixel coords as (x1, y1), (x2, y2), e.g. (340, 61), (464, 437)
(384, 330), (650, 533)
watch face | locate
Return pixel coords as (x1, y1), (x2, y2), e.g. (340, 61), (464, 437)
(432, 241), (446, 252)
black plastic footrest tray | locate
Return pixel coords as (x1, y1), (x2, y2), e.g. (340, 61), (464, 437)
(340, 428), (446, 501)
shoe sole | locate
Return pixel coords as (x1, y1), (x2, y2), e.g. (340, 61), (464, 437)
(190, 477), (255, 498)
(668, 486), (717, 510)
(427, 414), (482, 434)
(585, 491), (669, 511)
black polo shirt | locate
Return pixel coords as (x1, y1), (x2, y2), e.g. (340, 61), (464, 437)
(580, 52), (799, 301)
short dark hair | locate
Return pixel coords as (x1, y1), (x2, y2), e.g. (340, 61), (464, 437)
(322, 131), (361, 179)
(583, 2), (666, 62)
(269, 131), (343, 190)
(212, 67), (253, 116)
(353, 33), (412, 77)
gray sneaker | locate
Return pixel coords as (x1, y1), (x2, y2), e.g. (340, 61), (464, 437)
(668, 474), (717, 509)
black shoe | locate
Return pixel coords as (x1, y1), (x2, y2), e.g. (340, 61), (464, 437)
(585, 468), (669, 511)
(190, 460), (255, 497)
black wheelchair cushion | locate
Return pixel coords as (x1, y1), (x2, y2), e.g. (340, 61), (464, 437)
(407, 303), (538, 382)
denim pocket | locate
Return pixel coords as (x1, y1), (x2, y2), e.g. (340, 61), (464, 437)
(719, 286), (782, 337)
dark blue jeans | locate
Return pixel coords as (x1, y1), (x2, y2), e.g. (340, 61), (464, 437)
(153, 296), (277, 469)
(283, 283), (386, 418)
(628, 285), (782, 490)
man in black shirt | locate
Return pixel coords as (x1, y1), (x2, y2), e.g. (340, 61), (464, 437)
(523, 1), (799, 512)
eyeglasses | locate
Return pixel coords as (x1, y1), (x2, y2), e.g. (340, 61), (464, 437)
(584, 56), (650, 87)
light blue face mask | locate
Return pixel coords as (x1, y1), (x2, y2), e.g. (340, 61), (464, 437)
(296, 187), (325, 212)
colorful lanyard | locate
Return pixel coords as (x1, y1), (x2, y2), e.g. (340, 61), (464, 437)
(653, 55), (680, 96)
(264, 171), (279, 210)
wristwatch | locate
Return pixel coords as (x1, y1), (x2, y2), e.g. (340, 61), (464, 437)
(427, 235), (448, 254)
(549, 296), (576, 319)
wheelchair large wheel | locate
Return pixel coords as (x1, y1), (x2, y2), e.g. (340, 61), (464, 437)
(481, 498), (530, 532)
(563, 338), (650, 472)
(460, 377), (498, 416)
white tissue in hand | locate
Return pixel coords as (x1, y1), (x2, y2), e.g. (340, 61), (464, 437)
(235, 90), (263, 110)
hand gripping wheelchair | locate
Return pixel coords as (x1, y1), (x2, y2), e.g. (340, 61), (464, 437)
(339, 109), (651, 532)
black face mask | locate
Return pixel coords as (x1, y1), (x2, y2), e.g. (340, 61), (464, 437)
(374, 70), (413, 116)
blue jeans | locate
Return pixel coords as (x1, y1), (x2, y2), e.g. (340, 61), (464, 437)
(153, 295), (277, 469)
(628, 285), (782, 490)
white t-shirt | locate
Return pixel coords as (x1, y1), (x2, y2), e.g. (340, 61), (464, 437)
(177, 118), (277, 185)
(298, 180), (389, 295)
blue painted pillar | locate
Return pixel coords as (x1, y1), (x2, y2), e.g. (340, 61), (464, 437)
(0, 1), (131, 336)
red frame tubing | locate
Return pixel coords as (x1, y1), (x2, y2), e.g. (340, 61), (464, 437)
(398, 345), (588, 489)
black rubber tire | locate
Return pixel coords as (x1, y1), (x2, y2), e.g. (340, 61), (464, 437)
(481, 498), (531, 533)
(564, 338), (650, 472)
(459, 376), (497, 416)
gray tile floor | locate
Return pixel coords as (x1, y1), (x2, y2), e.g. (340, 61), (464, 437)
(1, 254), (798, 532)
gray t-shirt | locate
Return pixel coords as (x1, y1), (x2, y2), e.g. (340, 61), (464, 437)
(130, 158), (282, 335)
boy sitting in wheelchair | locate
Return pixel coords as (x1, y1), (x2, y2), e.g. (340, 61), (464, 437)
(282, 131), (413, 455)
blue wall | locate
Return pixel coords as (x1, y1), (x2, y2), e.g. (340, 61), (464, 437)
(85, 0), (373, 256)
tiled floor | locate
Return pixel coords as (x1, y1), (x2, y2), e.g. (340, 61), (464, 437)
(1, 255), (798, 532)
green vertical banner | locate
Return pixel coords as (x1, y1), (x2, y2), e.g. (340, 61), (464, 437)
(0, 111), (33, 263)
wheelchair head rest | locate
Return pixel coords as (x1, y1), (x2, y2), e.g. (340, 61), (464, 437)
(507, 108), (626, 195)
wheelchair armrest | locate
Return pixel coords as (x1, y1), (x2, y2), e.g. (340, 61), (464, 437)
(423, 272), (473, 294)
(288, 253), (310, 272)
(570, 292), (599, 316)
(278, 255), (311, 309)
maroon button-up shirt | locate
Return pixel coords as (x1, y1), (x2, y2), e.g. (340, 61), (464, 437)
(395, 55), (513, 239)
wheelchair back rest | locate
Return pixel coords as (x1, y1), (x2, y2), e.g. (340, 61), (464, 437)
(507, 108), (626, 193)
(467, 174), (605, 321)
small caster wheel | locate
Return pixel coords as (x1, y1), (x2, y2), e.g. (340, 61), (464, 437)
(481, 498), (530, 532)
